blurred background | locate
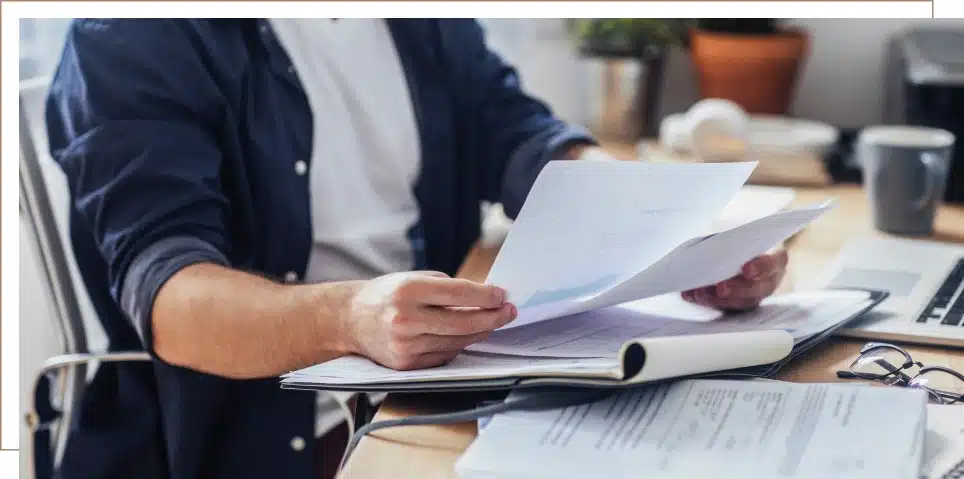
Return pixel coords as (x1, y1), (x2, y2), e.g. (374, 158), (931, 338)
(20, 19), (964, 129)
(18, 17), (964, 475)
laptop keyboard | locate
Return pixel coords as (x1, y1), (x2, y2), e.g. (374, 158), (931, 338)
(916, 258), (964, 326)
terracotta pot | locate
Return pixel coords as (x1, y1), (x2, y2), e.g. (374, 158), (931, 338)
(690, 28), (809, 115)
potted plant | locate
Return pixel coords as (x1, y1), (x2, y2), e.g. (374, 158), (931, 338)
(568, 19), (690, 139)
(689, 19), (810, 115)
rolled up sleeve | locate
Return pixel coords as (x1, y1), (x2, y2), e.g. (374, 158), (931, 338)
(46, 19), (231, 352)
(438, 20), (597, 219)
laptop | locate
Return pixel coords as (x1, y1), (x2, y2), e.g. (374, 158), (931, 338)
(812, 236), (964, 348)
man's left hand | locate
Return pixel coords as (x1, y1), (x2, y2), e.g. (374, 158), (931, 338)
(681, 249), (789, 312)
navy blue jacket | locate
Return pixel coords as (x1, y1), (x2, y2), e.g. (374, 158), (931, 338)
(45, 18), (594, 479)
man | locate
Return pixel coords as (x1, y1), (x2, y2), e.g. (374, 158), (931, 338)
(45, 18), (788, 479)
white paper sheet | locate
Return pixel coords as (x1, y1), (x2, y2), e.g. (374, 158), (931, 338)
(484, 160), (758, 323)
(484, 159), (832, 330)
(468, 290), (872, 358)
(709, 185), (796, 233)
(281, 353), (620, 386)
(923, 404), (964, 479)
(576, 202), (834, 313)
(456, 380), (927, 479)
(282, 288), (871, 389)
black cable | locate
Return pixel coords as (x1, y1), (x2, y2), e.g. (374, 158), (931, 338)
(338, 387), (614, 471)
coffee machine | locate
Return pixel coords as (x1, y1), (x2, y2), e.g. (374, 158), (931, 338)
(885, 28), (964, 203)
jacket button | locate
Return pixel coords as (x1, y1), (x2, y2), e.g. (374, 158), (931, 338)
(294, 161), (308, 176)
(284, 271), (299, 283)
(290, 436), (306, 452)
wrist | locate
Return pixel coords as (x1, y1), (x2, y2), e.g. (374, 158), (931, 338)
(300, 280), (364, 359)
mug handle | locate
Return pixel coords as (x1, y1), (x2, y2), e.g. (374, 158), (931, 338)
(915, 153), (944, 210)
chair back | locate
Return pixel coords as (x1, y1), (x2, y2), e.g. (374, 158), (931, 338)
(19, 77), (93, 471)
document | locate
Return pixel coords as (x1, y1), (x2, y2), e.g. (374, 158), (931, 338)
(923, 404), (964, 479)
(577, 203), (833, 312)
(484, 160), (757, 325)
(709, 185), (796, 233)
(283, 352), (621, 386)
(482, 160), (832, 329)
(282, 290), (880, 391)
(456, 380), (928, 479)
(468, 290), (874, 358)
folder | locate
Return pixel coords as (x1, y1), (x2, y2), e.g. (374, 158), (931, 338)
(281, 289), (887, 393)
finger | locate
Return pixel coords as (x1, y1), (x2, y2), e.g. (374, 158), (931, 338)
(387, 350), (460, 371)
(415, 350), (461, 369)
(413, 270), (450, 278)
(396, 277), (507, 308)
(708, 297), (763, 312)
(686, 275), (778, 310)
(684, 285), (759, 311)
(715, 276), (778, 301)
(411, 330), (493, 354)
(408, 303), (517, 336)
(741, 249), (789, 280)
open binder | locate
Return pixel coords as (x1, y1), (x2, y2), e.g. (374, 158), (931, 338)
(281, 288), (887, 394)
(282, 161), (888, 395)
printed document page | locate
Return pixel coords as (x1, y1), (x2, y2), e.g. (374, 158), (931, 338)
(484, 160), (758, 328)
(923, 404), (964, 479)
(577, 202), (833, 312)
(456, 380), (927, 479)
(708, 185), (796, 233)
(281, 352), (620, 386)
(468, 290), (872, 358)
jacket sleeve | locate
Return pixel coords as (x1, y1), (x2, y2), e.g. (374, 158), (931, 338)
(437, 20), (597, 219)
(45, 19), (231, 352)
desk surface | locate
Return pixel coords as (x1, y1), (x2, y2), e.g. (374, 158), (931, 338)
(339, 151), (964, 479)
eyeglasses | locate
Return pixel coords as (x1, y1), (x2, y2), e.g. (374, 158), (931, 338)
(836, 342), (964, 404)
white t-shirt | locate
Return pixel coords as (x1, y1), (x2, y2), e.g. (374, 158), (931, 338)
(268, 19), (421, 439)
(270, 18), (421, 284)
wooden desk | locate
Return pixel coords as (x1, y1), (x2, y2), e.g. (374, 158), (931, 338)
(339, 152), (964, 479)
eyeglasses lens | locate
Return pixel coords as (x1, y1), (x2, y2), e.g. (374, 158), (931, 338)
(851, 346), (907, 379)
(909, 369), (964, 404)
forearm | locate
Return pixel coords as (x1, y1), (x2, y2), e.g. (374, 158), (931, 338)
(151, 263), (357, 379)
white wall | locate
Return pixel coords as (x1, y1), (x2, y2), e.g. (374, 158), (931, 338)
(781, 18), (964, 127)
(481, 19), (590, 124)
(487, 19), (964, 131)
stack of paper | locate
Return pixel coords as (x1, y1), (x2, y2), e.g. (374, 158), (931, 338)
(281, 290), (882, 391)
(457, 380), (928, 479)
(482, 160), (828, 329)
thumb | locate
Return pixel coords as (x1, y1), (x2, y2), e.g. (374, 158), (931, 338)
(413, 270), (450, 278)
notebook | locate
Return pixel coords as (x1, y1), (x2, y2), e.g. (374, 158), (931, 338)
(281, 289), (886, 393)
(456, 379), (928, 479)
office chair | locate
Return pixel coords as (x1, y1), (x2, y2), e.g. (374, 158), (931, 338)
(19, 77), (152, 479)
(19, 78), (360, 478)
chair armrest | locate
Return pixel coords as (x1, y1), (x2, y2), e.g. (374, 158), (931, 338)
(25, 351), (151, 431)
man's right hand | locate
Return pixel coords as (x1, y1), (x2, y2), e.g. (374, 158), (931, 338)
(341, 271), (517, 371)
